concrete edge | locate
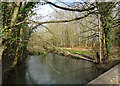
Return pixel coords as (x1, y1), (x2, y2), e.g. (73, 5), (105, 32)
(87, 63), (120, 84)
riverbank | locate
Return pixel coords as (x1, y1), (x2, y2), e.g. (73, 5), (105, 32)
(27, 48), (120, 75)
(2, 49), (28, 84)
(61, 47), (120, 71)
(3, 46), (120, 84)
(62, 48), (120, 74)
(61, 48), (94, 58)
(28, 46), (119, 64)
(2, 56), (27, 84)
(28, 51), (48, 55)
(45, 47), (120, 74)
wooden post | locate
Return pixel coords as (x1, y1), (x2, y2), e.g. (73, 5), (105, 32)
(98, 14), (102, 63)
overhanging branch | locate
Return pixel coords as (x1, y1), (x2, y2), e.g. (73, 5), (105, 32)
(43, 0), (96, 12)
(24, 12), (93, 24)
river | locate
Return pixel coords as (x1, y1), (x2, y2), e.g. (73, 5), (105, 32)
(7, 53), (104, 84)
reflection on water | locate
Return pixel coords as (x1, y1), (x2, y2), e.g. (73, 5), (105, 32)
(9, 53), (102, 84)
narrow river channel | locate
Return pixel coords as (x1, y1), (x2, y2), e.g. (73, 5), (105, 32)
(7, 53), (104, 84)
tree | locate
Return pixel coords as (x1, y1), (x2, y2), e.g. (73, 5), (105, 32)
(2, 2), (38, 73)
(2, 1), (119, 67)
(98, 2), (117, 58)
(98, 13), (102, 63)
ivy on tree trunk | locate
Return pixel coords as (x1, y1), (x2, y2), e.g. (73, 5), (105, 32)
(98, 2), (115, 58)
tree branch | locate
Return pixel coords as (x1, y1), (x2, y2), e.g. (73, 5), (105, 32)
(43, 0), (96, 12)
(40, 25), (57, 39)
(25, 12), (93, 24)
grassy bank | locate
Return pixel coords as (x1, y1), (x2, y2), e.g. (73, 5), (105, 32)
(62, 48), (120, 74)
(62, 48), (95, 57)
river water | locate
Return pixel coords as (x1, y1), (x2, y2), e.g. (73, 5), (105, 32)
(7, 53), (103, 84)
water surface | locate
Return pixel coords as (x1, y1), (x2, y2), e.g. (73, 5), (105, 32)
(8, 53), (103, 84)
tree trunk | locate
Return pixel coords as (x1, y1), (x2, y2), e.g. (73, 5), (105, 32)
(102, 29), (106, 59)
(10, 2), (20, 26)
(98, 14), (102, 63)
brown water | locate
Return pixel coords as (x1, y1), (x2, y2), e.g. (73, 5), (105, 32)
(8, 53), (103, 84)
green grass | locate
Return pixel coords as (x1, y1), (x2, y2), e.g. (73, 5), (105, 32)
(63, 49), (94, 56)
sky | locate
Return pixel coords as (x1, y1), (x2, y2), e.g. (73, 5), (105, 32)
(35, 4), (53, 16)
(48, 0), (82, 2)
(33, 0), (82, 20)
(30, 0), (79, 30)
